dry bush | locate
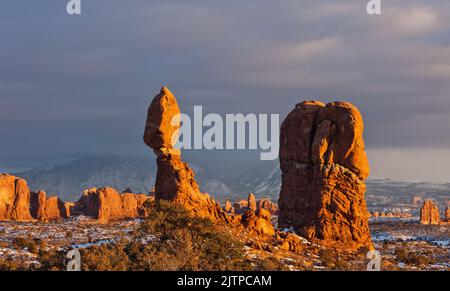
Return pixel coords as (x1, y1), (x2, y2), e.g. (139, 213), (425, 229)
(38, 201), (254, 271)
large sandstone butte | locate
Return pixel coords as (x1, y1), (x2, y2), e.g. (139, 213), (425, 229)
(0, 174), (32, 221)
(278, 101), (372, 249)
(30, 191), (68, 221)
(0, 173), (152, 223)
(143, 87), (275, 237)
(419, 200), (440, 225)
(72, 187), (152, 223)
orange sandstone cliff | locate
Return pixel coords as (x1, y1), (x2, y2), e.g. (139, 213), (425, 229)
(278, 101), (372, 249)
(419, 200), (440, 225)
(0, 174), (33, 221)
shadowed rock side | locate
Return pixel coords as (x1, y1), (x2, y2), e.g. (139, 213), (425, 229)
(446, 206), (450, 222)
(143, 87), (275, 237)
(419, 200), (440, 225)
(278, 101), (372, 249)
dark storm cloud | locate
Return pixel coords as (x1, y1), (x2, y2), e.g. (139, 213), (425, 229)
(1, 0), (450, 180)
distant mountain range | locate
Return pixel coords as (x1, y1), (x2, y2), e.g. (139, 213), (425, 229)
(16, 155), (156, 202)
(13, 154), (450, 207)
(14, 154), (280, 202)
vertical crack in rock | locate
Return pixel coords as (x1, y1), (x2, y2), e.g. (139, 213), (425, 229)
(278, 101), (372, 249)
(420, 200), (440, 225)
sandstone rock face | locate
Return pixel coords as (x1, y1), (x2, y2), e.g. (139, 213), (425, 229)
(279, 233), (305, 253)
(30, 191), (67, 221)
(121, 192), (153, 218)
(143, 87), (275, 237)
(278, 101), (372, 249)
(243, 208), (275, 237)
(45, 196), (67, 221)
(30, 191), (47, 221)
(0, 174), (32, 221)
(257, 199), (278, 215)
(144, 86), (181, 151)
(445, 206), (450, 222)
(419, 200), (440, 225)
(247, 193), (257, 212)
(143, 87), (222, 220)
(224, 200), (234, 214)
(74, 187), (151, 222)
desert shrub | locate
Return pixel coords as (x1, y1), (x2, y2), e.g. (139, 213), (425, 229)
(0, 257), (30, 271)
(126, 200), (249, 271)
(254, 257), (290, 271)
(38, 249), (66, 271)
(12, 237), (38, 253)
(317, 249), (355, 270)
(319, 249), (336, 268)
(80, 240), (130, 271)
(407, 254), (432, 266)
(37, 201), (255, 271)
(394, 246), (434, 266)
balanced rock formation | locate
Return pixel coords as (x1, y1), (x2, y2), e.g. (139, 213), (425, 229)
(0, 174), (32, 221)
(419, 200), (440, 225)
(143, 87), (223, 220)
(143, 87), (275, 237)
(278, 101), (372, 249)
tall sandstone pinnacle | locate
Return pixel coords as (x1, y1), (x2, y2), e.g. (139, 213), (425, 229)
(143, 87), (223, 220)
(0, 174), (32, 221)
(419, 200), (440, 225)
(142, 87), (275, 237)
(278, 101), (372, 249)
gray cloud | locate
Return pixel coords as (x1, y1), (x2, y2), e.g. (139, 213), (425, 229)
(1, 0), (450, 181)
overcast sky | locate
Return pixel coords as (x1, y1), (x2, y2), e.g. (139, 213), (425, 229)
(1, 0), (450, 182)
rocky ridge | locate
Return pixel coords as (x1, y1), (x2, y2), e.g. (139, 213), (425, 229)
(0, 174), (152, 223)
